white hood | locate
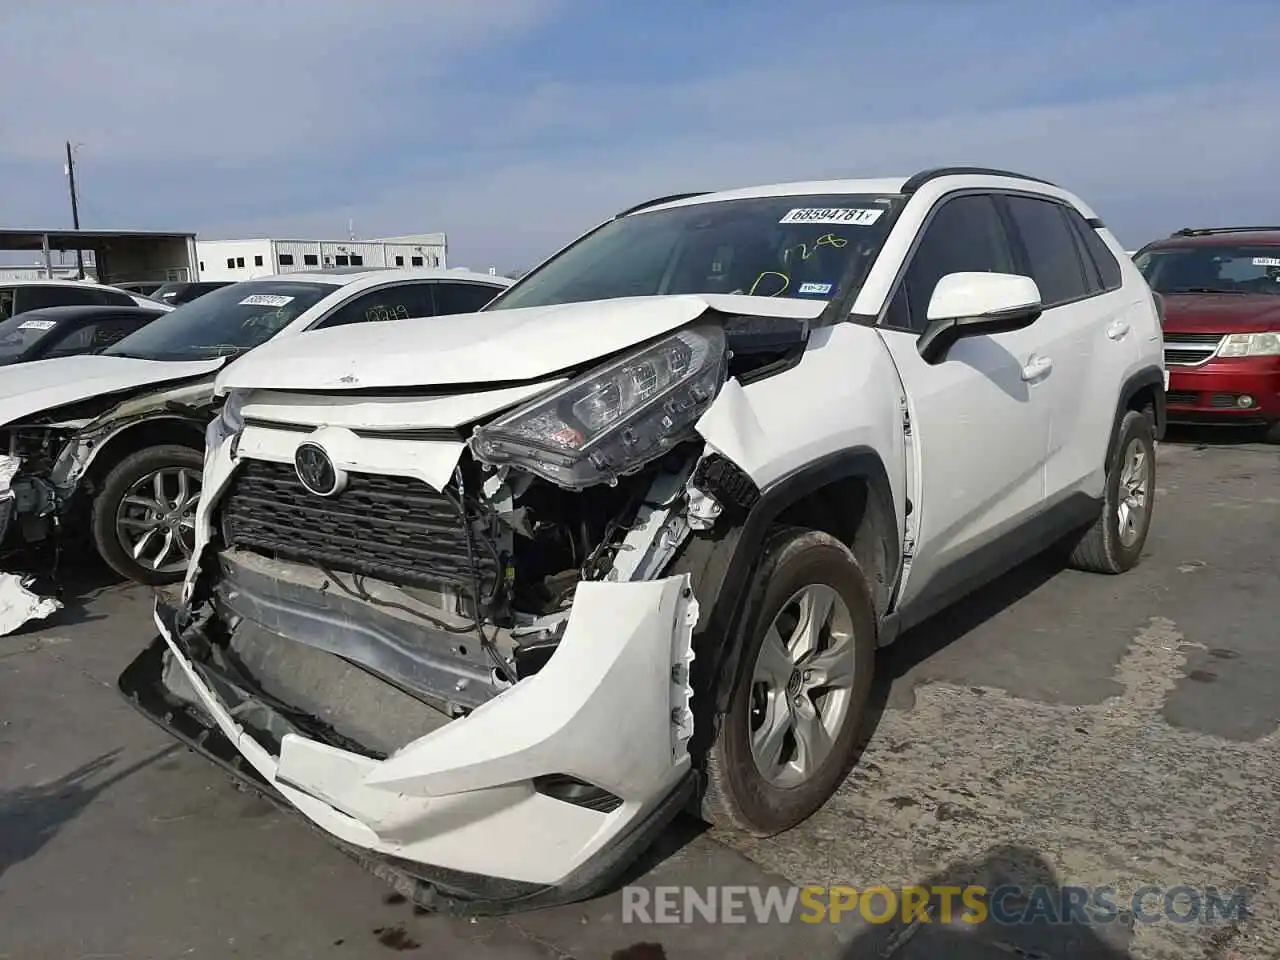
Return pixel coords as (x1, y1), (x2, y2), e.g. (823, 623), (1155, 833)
(216, 294), (827, 392)
(0, 354), (224, 428)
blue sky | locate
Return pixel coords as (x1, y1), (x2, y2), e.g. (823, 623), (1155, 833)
(0, 0), (1276, 272)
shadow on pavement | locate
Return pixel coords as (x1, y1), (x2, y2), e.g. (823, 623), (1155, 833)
(0, 745), (179, 880)
(835, 843), (1135, 958)
(851, 551), (1066, 751)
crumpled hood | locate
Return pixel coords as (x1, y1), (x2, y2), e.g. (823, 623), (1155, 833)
(215, 294), (827, 392)
(0, 354), (225, 428)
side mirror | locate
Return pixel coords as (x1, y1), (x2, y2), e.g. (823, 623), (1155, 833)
(916, 272), (1042, 364)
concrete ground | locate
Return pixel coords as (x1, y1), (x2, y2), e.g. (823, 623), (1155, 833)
(0, 430), (1275, 959)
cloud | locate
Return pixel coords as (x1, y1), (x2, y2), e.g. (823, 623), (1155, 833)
(0, 0), (1276, 268)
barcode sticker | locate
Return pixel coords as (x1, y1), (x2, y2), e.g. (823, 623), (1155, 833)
(779, 208), (883, 226)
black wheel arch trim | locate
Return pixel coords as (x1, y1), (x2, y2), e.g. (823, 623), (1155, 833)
(680, 446), (898, 756)
(1107, 366), (1166, 467)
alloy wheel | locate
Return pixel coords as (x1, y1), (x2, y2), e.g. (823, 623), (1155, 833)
(115, 466), (202, 574)
(748, 583), (858, 788)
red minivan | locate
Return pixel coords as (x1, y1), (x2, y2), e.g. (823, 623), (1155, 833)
(1133, 227), (1280, 444)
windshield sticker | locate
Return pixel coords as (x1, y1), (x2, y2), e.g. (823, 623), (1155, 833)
(239, 294), (295, 307)
(779, 208), (883, 226)
(1251, 257), (1280, 267)
(798, 282), (833, 295)
(17, 319), (56, 331)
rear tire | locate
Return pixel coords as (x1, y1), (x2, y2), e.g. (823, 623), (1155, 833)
(91, 445), (204, 586)
(1066, 410), (1156, 574)
(700, 527), (875, 837)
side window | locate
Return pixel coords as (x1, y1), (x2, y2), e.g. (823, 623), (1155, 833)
(0, 289), (14, 319)
(95, 288), (138, 306)
(314, 283), (436, 329)
(44, 323), (100, 358)
(890, 195), (1016, 333)
(1003, 196), (1091, 306)
(18, 285), (100, 311)
(431, 282), (501, 315)
(1063, 208), (1123, 291)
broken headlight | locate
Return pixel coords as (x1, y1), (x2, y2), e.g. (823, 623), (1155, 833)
(206, 389), (248, 450)
(470, 323), (728, 489)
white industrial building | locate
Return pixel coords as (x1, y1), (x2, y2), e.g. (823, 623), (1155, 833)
(195, 233), (448, 281)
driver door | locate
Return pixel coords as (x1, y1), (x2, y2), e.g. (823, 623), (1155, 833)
(874, 193), (1051, 611)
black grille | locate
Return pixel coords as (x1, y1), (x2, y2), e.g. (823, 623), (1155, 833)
(1165, 348), (1213, 365)
(217, 459), (499, 597)
(1163, 332), (1224, 345)
(1166, 391), (1198, 405)
(1210, 393), (1243, 408)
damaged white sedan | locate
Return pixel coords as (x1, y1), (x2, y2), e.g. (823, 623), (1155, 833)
(120, 168), (1166, 914)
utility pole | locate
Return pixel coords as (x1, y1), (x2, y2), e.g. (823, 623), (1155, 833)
(64, 141), (84, 279)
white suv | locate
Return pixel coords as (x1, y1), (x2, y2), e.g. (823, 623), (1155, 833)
(121, 167), (1165, 913)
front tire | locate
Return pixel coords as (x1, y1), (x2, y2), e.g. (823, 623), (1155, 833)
(91, 445), (204, 586)
(1066, 410), (1156, 574)
(700, 527), (876, 837)
(1265, 421), (1280, 445)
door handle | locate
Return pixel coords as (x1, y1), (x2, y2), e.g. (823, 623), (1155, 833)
(1106, 319), (1130, 340)
(1021, 356), (1053, 381)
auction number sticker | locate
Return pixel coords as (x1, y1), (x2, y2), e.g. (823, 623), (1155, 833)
(779, 208), (883, 225)
(239, 294), (295, 307)
(17, 319), (57, 330)
(1251, 257), (1280, 267)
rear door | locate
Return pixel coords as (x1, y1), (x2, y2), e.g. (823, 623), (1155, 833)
(874, 192), (1052, 608)
(998, 194), (1139, 502)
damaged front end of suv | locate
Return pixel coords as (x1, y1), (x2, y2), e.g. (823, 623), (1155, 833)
(118, 304), (814, 913)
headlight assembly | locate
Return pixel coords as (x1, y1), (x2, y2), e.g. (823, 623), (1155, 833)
(1216, 332), (1280, 358)
(206, 389), (248, 450)
(469, 324), (729, 489)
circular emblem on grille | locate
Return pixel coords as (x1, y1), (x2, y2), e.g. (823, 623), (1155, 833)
(294, 441), (345, 497)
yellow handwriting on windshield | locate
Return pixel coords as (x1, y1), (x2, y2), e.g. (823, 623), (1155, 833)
(787, 233), (848, 263)
(748, 271), (790, 297)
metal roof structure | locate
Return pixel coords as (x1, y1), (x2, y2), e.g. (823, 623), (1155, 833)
(0, 227), (199, 284)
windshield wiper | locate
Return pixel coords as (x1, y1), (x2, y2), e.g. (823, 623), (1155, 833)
(1166, 287), (1246, 295)
(101, 350), (157, 360)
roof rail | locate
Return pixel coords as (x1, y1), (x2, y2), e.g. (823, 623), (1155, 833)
(616, 192), (711, 218)
(1171, 226), (1280, 237)
(900, 167), (1058, 194)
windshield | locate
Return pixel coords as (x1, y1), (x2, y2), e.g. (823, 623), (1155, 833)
(0, 313), (61, 362)
(489, 193), (901, 311)
(102, 280), (338, 361)
(1135, 245), (1280, 296)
